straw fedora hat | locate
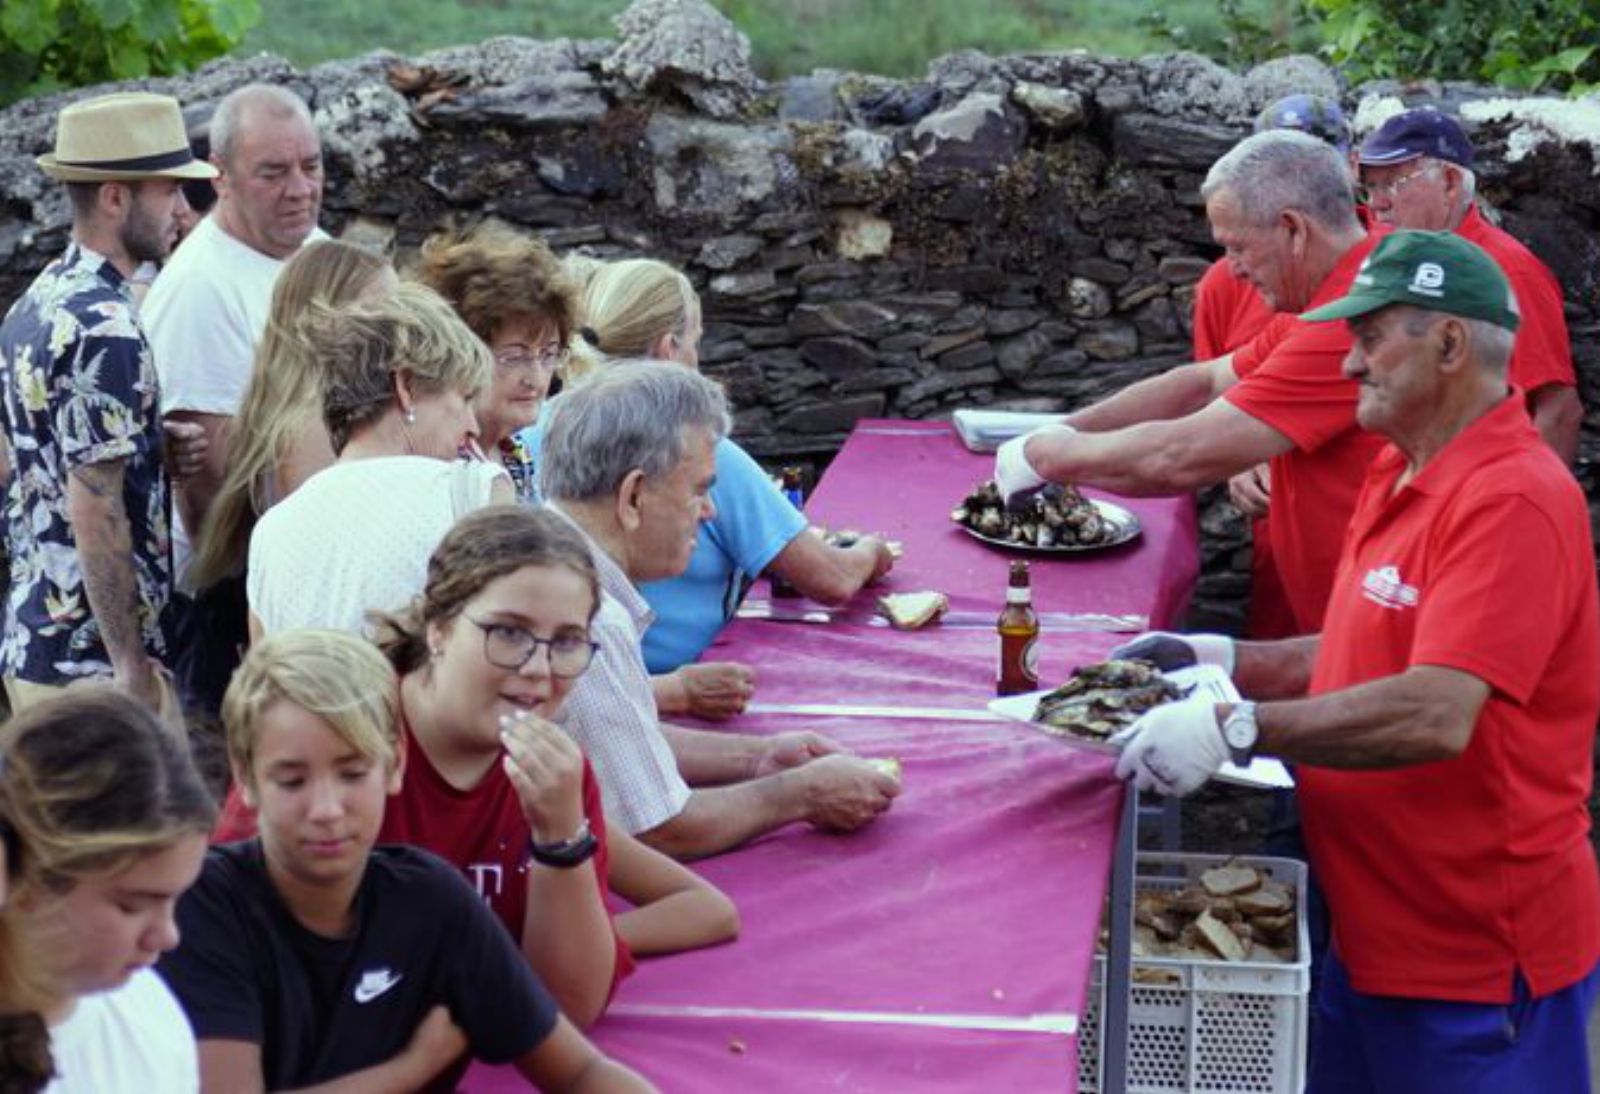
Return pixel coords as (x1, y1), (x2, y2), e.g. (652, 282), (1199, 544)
(37, 92), (218, 183)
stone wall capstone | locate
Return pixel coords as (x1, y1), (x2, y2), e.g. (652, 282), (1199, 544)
(4, 0), (1599, 631)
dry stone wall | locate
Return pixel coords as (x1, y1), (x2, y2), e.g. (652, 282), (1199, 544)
(3, 0), (1599, 630)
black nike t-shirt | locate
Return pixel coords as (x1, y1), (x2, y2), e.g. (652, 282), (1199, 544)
(158, 840), (558, 1089)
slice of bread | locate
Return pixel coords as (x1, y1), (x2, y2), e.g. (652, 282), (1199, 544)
(878, 590), (949, 630)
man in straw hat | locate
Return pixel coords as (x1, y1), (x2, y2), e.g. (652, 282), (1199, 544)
(0, 92), (216, 712)
(1109, 231), (1600, 1092)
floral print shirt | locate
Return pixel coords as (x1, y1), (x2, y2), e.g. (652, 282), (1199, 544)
(0, 243), (171, 683)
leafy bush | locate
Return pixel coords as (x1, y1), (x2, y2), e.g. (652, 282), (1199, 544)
(1307, 0), (1598, 93)
(0, 0), (261, 106)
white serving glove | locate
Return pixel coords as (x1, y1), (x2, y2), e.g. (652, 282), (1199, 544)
(1110, 699), (1229, 797)
(1111, 631), (1236, 677)
(993, 423), (1075, 506)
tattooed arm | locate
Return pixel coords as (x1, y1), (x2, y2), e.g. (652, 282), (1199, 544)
(64, 459), (159, 707)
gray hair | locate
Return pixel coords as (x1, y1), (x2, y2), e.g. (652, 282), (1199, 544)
(210, 84), (315, 166)
(1397, 303), (1516, 376)
(1202, 130), (1360, 232)
(540, 361), (731, 503)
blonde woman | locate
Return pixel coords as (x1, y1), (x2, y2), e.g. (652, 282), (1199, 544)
(174, 241), (393, 714)
(0, 689), (216, 1092)
(189, 240), (395, 592)
(410, 225), (578, 504)
(245, 283), (510, 640)
(162, 630), (651, 1091)
(569, 258), (896, 682)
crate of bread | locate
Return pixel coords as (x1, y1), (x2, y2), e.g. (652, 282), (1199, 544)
(1077, 853), (1310, 1094)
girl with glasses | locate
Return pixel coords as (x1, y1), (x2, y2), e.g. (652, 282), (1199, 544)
(214, 507), (737, 1028)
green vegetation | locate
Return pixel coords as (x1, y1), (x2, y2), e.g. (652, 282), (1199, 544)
(1305, 0), (1598, 93)
(235, 0), (1286, 76)
(0, 0), (259, 105)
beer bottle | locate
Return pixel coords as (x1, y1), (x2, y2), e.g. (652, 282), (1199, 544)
(770, 466), (807, 600)
(997, 560), (1040, 695)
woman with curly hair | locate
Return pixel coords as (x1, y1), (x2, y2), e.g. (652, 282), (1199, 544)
(411, 224), (578, 505)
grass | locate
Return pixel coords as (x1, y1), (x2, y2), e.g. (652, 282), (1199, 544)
(239, 0), (1308, 77)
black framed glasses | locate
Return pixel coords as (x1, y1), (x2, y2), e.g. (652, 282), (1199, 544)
(469, 619), (598, 678)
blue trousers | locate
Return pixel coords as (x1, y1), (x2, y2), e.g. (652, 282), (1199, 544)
(1306, 950), (1600, 1094)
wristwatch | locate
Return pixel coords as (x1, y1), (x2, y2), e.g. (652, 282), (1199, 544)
(528, 819), (598, 869)
(1221, 702), (1259, 767)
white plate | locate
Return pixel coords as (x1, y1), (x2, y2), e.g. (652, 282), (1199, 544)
(956, 498), (1142, 554)
(987, 665), (1295, 790)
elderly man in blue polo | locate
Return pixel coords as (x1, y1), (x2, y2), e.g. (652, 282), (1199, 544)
(1111, 231), (1600, 1093)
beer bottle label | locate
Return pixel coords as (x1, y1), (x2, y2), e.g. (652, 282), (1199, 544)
(1022, 638), (1039, 685)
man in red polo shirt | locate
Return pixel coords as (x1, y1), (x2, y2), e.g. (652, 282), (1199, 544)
(1111, 231), (1600, 1092)
(1359, 106), (1582, 461)
(996, 129), (1386, 635)
(1193, 94), (1359, 642)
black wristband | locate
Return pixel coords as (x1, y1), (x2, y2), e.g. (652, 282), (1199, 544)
(528, 820), (598, 869)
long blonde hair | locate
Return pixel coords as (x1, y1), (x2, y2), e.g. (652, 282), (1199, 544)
(566, 258), (696, 382)
(190, 241), (390, 590)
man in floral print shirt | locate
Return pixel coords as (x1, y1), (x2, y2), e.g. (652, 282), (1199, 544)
(0, 93), (215, 711)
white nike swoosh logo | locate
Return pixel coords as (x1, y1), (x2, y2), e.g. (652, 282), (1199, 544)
(353, 974), (402, 1003)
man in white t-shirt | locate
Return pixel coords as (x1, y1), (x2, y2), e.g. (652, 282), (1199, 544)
(143, 83), (326, 581)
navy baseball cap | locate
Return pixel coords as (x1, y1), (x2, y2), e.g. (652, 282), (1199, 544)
(1255, 94), (1351, 153)
(1358, 108), (1474, 168)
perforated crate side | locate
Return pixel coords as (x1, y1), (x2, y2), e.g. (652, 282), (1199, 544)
(1075, 853), (1310, 1094)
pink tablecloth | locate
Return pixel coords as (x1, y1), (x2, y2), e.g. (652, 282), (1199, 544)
(787, 420), (1198, 627)
(466, 421), (1199, 1093)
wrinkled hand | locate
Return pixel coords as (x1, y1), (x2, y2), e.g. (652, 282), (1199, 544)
(1228, 463), (1272, 518)
(799, 754), (901, 832)
(680, 661), (756, 721)
(160, 418), (208, 482)
(1111, 631), (1236, 676)
(499, 712), (586, 842)
(754, 730), (845, 778)
(403, 1006), (468, 1082)
(1111, 699), (1229, 797)
(995, 423), (1074, 507)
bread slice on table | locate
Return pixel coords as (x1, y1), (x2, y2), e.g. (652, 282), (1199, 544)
(878, 591), (949, 630)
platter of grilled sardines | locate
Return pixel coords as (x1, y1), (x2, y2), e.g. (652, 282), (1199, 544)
(950, 480), (1141, 553)
(987, 658), (1295, 789)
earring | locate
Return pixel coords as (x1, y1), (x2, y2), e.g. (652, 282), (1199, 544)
(405, 408), (417, 425)
(429, 645), (442, 661)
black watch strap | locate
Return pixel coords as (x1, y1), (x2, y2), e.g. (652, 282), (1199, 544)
(528, 820), (598, 869)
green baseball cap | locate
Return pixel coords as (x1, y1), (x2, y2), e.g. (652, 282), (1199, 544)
(1301, 230), (1520, 332)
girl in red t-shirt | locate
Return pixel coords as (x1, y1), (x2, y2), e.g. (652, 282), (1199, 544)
(370, 505), (738, 1026)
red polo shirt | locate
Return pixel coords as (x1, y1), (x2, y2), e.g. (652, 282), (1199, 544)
(1301, 392), (1600, 1003)
(1457, 204), (1577, 395)
(1223, 232), (1389, 633)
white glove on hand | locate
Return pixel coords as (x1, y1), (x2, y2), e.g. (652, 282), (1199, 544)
(1111, 699), (1229, 797)
(993, 423), (1075, 505)
(1111, 631), (1236, 676)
